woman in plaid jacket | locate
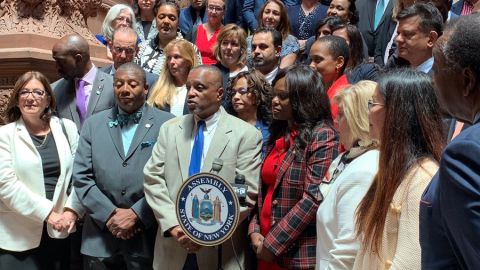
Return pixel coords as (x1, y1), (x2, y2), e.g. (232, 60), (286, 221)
(248, 65), (340, 269)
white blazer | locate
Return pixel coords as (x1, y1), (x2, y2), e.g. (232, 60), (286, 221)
(0, 116), (83, 252)
(316, 149), (379, 270)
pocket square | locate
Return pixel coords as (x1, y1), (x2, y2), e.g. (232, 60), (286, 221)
(141, 141), (155, 148)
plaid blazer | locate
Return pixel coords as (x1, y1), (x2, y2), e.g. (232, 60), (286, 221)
(249, 122), (340, 269)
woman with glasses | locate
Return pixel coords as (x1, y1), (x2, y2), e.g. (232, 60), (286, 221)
(187, 0), (225, 65)
(97, 4), (136, 59)
(132, 0), (158, 42)
(315, 80), (379, 270)
(147, 39), (200, 116)
(0, 71), (83, 269)
(353, 69), (445, 269)
(247, 0), (300, 69)
(227, 69), (271, 156)
(249, 65), (340, 270)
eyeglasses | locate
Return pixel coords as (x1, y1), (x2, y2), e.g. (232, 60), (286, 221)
(230, 87), (250, 95)
(114, 16), (132, 26)
(112, 46), (136, 55)
(367, 100), (384, 110)
(207, 5), (224, 12)
(19, 88), (47, 99)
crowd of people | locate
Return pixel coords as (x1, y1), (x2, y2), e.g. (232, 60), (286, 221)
(1, 0), (480, 269)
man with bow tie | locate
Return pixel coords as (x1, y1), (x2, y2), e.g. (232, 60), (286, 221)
(73, 63), (174, 270)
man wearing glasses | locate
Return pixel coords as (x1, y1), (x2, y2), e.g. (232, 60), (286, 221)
(102, 27), (159, 92)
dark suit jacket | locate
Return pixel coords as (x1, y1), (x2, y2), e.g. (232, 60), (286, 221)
(420, 117), (480, 270)
(357, 0), (397, 64)
(451, 0), (464, 15)
(179, 6), (208, 37)
(100, 64), (159, 91)
(73, 104), (174, 258)
(248, 122), (340, 269)
(242, 0), (265, 32)
(52, 70), (115, 130)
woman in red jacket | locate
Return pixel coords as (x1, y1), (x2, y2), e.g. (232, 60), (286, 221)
(249, 65), (340, 269)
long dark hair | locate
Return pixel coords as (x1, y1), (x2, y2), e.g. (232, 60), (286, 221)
(355, 69), (446, 253)
(257, 0), (292, 40)
(269, 65), (333, 152)
(331, 23), (366, 69)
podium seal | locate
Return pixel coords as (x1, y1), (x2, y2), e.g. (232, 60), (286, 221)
(176, 172), (240, 246)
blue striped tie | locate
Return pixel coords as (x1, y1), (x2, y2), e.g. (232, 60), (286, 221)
(374, 0), (385, 30)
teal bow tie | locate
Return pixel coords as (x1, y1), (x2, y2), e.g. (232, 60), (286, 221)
(117, 111), (142, 127)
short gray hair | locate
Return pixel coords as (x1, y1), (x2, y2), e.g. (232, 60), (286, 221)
(102, 4), (136, 41)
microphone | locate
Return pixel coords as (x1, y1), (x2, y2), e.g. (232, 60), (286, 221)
(231, 174), (248, 207)
(211, 158), (223, 174)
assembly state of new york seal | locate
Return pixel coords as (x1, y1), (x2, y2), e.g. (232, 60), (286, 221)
(176, 172), (240, 246)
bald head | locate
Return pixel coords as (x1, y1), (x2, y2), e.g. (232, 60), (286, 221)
(52, 34), (92, 80)
(190, 65), (223, 88)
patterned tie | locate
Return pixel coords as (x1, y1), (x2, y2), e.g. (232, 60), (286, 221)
(76, 79), (87, 124)
(374, 0), (385, 30)
(117, 111), (143, 127)
(188, 120), (205, 176)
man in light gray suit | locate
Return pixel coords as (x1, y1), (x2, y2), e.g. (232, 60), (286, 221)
(100, 27), (159, 92)
(73, 63), (174, 269)
(144, 65), (262, 270)
(52, 34), (115, 130)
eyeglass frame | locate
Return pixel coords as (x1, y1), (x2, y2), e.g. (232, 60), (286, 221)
(114, 16), (132, 26)
(18, 88), (48, 99)
(367, 100), (384, 110)
(207, 5), (224, 12)
(111, 46), (137, 55)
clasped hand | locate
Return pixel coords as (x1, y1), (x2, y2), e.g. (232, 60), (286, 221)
(170, 226), (202, 253)
(250, 232), (275, 262)
(106, 208), (139, 240)
(47, 209), (77, 233)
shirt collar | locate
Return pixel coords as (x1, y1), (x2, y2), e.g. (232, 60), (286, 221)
(415, 57), (434, 73)
(77, 64), (97, 85)
(194, 108), (221, 131)
(265, 66), (279, 84)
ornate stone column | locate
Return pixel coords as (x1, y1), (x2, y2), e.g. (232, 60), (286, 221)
(0, 0), (122, 122)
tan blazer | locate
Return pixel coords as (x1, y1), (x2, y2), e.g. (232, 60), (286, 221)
(352, 158), (438, 270)
(0, 116), (83, 252)
(144, 107), (262, 270)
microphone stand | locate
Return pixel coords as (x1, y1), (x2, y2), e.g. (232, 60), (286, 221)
(210, 159), (224, 270)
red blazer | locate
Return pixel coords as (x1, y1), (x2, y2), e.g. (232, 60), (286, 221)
(249, 122), (340, 269)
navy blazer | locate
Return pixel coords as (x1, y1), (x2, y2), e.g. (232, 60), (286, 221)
(179, 6), (208, 37)
(420, 117), (480, 269)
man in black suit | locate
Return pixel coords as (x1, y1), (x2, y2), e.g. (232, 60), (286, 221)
(101, 27), (159, 92)
(52, 34), (115, 130)
(357, 0), (396, 65)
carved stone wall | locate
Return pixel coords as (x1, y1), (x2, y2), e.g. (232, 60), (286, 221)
(0, 0), (127, 123)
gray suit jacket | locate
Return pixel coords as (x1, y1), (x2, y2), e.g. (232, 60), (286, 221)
(73, 104), (174, 258)
(144, 107), (262, 270)
(101, 64), (159, 91)
(52, 70), (115, 130)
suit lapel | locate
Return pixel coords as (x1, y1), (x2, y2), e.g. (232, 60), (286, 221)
(63, 80), (82, 128)
(177, 114), (194, 180)
(107, 107), (126, 160)
(125, 105), (154, 160)
(16, 119), (37, 154)
(376, 0), (394, 31)
(87, 71), (106, 117)
(274, 146), (295, 191)
(202, 108), (230, 172)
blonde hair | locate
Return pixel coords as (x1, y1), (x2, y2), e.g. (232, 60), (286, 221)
(147, 39), (199, 109)
(213, 24), (247, 68)
(333, 80), (377, 147)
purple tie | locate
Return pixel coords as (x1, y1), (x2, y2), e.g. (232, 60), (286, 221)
(76, 79), (87, 124)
